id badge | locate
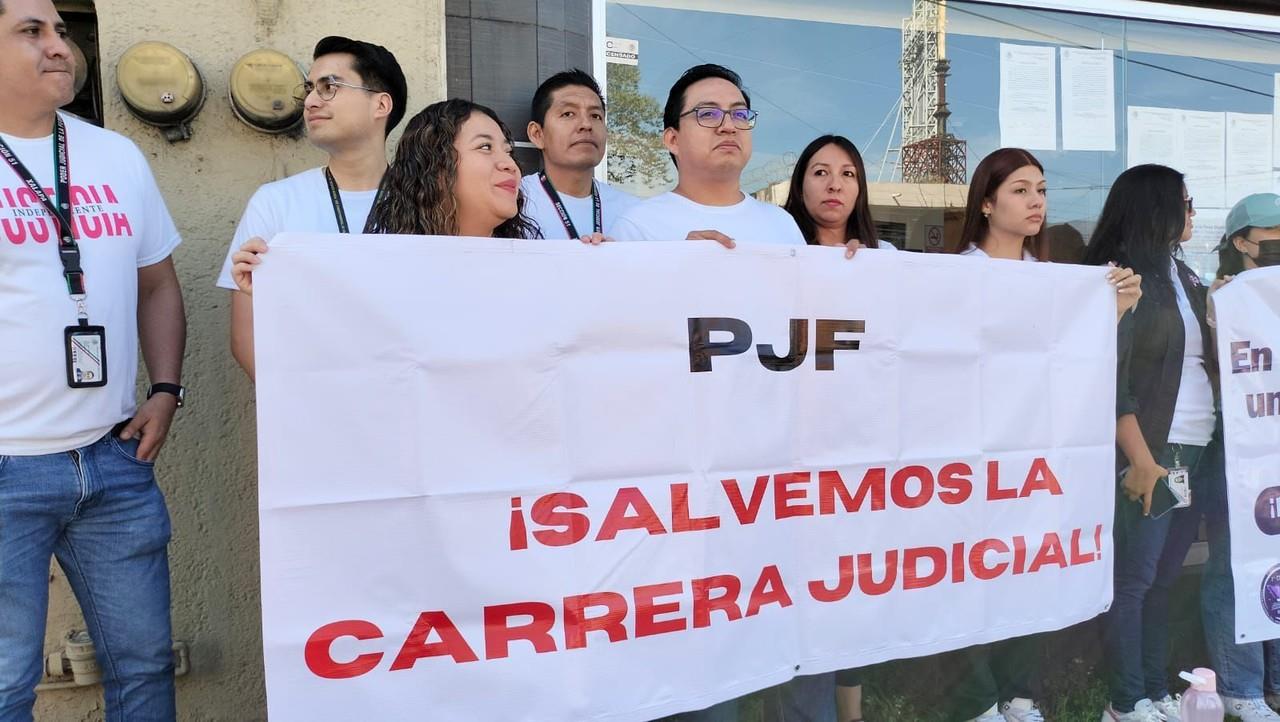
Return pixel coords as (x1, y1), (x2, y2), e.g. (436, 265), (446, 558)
(1166, 466), (1191, 508)
(64, 325), (108, 388)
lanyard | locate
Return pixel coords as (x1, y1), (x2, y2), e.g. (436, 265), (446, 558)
(0, 116), (87, 323)
(323, 167), (353, 234)
(538, 172), (601, 238)
(324, 167), (383, 234)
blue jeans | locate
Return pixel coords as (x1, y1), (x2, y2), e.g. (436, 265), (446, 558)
(1102, 443), (1205, 713)
(762, 673), (837, 722)
(1199, 435), (1280, 698)
(0, 432), (174, 722)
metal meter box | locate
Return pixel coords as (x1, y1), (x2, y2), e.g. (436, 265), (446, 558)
(229, 49), (305, 134)
(116, 41), (205, 133)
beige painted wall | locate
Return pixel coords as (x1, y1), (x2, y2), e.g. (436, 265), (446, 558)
(34, 2), (445, 720)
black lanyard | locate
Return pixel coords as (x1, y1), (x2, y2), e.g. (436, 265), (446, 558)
(0, 117), (86, 321)
(324, 166), (384, 234)
(323, 167), (353, 234)
(538, 172), (601, 238)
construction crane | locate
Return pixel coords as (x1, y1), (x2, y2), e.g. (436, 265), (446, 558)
(899, 0), (966, 184)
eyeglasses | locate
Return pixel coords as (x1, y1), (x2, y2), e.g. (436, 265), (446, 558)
(1184, 196), (1195, 212)
(679, 106), (759, 130)
(293, 75), (379, 103)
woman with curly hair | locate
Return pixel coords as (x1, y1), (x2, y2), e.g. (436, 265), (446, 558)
(230, 100), (537, 298)
(365, 98), (539, 238)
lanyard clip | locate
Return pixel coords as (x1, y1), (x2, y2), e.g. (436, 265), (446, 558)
(58, 245), (82, 273)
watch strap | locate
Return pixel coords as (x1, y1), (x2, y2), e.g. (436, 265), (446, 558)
(148, 382), (185, 407)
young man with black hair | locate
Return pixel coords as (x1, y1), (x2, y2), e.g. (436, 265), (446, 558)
(626, 63), (810, 722)
(610, 63), (804, 248)
(217, 35), (407, 379)
(0, 0), (187, 717)
(522, 68), (637, 241)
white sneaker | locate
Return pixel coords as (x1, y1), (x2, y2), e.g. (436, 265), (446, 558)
(1100, 699), (1163, 722)
(970, 704), (1005, 722)
(1222, 696), (1280, 722)
(1001, 697), (1046, 722)
(1150, 694), (1181, 722)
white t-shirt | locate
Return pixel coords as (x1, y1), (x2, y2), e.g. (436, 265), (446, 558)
(961, 243), (1036, 261)
(610, 191), (806, 246)
(216, 167), (379, 289)
(815, 238), (897, 251)
(518, 173), (638, 239)
(1167, 260), (1216, 446)
(0, 113), (181, 455)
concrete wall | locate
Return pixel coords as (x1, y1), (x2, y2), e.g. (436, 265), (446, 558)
(35, 2), (445, 720)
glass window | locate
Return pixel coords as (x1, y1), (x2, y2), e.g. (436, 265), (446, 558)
(604, 1), (1280, 279)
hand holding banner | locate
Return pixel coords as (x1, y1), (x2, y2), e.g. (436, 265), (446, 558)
(254, 236), (1118, 721)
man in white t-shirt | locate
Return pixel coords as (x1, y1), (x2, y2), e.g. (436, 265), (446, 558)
(216, 36), (407, 379)
(616, 63), (803, 722)
(521, 68), (638, 241)
(0, 0), (186, 717)
(610, 64), (804, 248)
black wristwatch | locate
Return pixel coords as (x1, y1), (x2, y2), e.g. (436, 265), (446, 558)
(147, 382), (186, 408)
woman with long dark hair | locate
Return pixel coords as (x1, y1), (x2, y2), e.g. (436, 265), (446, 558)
(940, 148), (1141, 722)
(1083, 164), (1216, 722)
(763, 134), (892, 722)
(783, 135), (888, 256)
(948, 147), (1048, 260)
(365, 98), (539, 238)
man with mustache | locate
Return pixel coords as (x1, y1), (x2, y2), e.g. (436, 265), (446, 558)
(522, 69), (637, 242)
(610, 64), (804, 248)
(0, 0), (187, 718)
(217, 36), (407, 380)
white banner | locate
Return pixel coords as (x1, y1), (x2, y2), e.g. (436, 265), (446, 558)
(1213, 266), (1280, 643)
(254, 235), (1118, 721)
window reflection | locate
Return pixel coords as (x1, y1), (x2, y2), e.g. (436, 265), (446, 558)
(606, 0), (1280, 278)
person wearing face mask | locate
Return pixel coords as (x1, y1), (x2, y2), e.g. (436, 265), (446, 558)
(1084, 164), (1217, 722)
(230, 99), (538, 293)
(217, 36), (408, 380)
(1214, 193), (1280, 278)
(522, 69), (638, 243)
(610, 64), (805, 249)
(1195, 194), (1280, 722)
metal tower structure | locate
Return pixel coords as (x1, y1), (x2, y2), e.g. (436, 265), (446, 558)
(900, 0), (966, 184)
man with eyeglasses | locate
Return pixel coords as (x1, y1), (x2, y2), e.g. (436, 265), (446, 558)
(618, 66), (806, 722)
(216, 36), (407, 380)
(610, 63), (804, 248)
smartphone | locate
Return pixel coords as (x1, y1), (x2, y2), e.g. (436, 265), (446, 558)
(1118, 467), (1179, 519)
(1148, 475), (1179, 519)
